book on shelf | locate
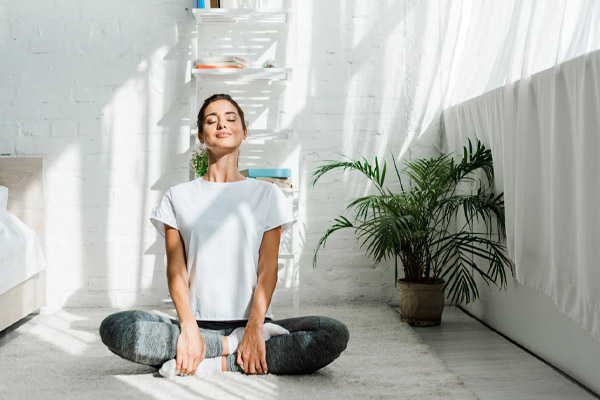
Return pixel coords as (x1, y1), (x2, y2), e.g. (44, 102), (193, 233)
(240, 169), (292, 189)
(240, 168), (291, 178)
(219, 0), (272, 7)
(194, 56), (249, 69)
(254, 177), (292, 189)
(197, 0), (220, 8)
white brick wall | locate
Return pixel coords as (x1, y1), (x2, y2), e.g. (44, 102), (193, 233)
(1, 0), (443, 308)
(295, 0), (443, 305)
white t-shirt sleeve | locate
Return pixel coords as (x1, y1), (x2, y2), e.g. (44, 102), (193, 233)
(150, 189), (179, 237)
(264, 184), (296, 235)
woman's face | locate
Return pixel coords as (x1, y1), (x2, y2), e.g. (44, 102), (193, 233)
(200, 99), (247, 154)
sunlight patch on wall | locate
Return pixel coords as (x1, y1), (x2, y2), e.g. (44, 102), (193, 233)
(102, 45), (172, 307)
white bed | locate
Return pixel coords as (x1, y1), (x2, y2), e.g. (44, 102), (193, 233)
(0, 157), (45, 332)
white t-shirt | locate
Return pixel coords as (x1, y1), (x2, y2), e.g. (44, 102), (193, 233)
(150, 177), (296, 321)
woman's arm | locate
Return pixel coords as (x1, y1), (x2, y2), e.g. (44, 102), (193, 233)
(236, 226), (281, 374)
(165, 224), (205, 375)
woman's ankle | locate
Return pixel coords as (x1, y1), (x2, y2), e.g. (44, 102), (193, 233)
(221, 335), (229, 355)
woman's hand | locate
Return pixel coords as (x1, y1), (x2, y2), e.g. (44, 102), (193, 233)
(176, 320), (206, 375)
(237, 324), (267, 374)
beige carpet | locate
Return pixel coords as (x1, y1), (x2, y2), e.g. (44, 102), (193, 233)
(0, 303), (478, 400)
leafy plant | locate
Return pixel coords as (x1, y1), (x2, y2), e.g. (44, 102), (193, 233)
(309, 140), (514, 304)
(191, 147), (209, 177)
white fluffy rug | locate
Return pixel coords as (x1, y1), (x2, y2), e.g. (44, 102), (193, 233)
(0, 303), (477, 400)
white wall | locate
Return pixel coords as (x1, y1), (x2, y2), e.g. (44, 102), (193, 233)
(0, 0), (195, 308)
(0, 0), (444, 309)
(296, 0), (445, 305)
(3, 1), (597, 391)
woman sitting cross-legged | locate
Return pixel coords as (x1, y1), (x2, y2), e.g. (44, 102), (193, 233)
(99, 93), (349, 376)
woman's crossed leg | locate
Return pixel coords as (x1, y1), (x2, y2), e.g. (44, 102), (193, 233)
(99, 310), (349, 375)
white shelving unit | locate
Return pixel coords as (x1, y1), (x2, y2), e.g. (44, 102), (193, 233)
(191, 5), (299, 314)
(192, 8), (291, 24)
(192, 67), (292, 81)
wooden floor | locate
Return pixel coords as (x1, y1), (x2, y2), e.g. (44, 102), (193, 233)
(402, 306), (599, 400)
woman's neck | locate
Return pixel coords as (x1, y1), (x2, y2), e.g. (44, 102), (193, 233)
(202, 149), (246, 183)
(202, 165), (246, 183)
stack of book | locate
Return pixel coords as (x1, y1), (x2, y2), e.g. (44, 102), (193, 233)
(197, 0), (221, 8)
(197, 1), (264, 9)
(194, 56), (249, 69)
(240, 168), (292, 189)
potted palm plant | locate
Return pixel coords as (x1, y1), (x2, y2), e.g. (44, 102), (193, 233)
(310, 140), (514, 326)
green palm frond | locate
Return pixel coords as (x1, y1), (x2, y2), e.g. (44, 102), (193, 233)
(403, 154), (453, 193)
(448, 139), (495, 185)
(438, 190), (506, 239)
(443, 255), (480, 304)
(388, 149), (405, 192)
(309, 155), (387, 195)
(435, 232), (513, 301)
(355, 213), (415, 263)
(312, 216), (354, 269)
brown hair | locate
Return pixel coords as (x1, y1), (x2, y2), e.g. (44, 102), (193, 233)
(197, 93), (247, 139)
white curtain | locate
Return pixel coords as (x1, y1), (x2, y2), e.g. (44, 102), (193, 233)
(440, 2), (600, 340)
(438, 0), (600, 108)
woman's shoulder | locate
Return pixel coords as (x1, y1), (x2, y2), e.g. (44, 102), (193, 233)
(166, 177), (276, 196)
(246, 178), (281, 194)
(166, 179), (202, 196)
(247, 177), (274, 188)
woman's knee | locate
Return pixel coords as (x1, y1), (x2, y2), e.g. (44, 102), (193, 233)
(99, 310), (165, 350)
(272, 315), (349, 355)
(100, 311), (131, 348)
(318, 316), (350, 355)
(99, 310), (178, 365)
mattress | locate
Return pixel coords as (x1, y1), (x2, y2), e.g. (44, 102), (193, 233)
(0, 185), (46, 296)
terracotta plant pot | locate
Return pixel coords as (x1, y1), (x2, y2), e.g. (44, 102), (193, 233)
(397, 279), (445, 327)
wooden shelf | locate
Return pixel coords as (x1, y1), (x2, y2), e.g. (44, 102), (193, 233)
(192, 67), (292, 81)
(192, 8), (291, 24)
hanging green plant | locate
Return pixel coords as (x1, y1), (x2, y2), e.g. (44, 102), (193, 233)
(191, 146), (209, 177)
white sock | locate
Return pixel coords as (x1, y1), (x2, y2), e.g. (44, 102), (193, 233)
(263, 322), (290, 340)
(226, 327), (245, 355)
(194, 357), (222, 375)
(226, 323), (290, 354)
(158, 357), (222, 378)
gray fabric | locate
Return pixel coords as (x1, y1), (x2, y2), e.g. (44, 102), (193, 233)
(225, 315), (350, 375)
(99, 310), (349, 374)
(99, 310), (224, 367)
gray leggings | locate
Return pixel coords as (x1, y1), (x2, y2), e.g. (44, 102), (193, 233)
(99, 310), (349, 375)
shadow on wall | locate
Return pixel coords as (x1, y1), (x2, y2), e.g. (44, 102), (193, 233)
(56, 0), (489, 309)
(63, 6), (197, 308)
(63, 1), (297, 308)
(298, 0), (449, 304)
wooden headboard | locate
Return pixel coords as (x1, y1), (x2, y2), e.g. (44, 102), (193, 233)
(0, 157), (44, 245)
